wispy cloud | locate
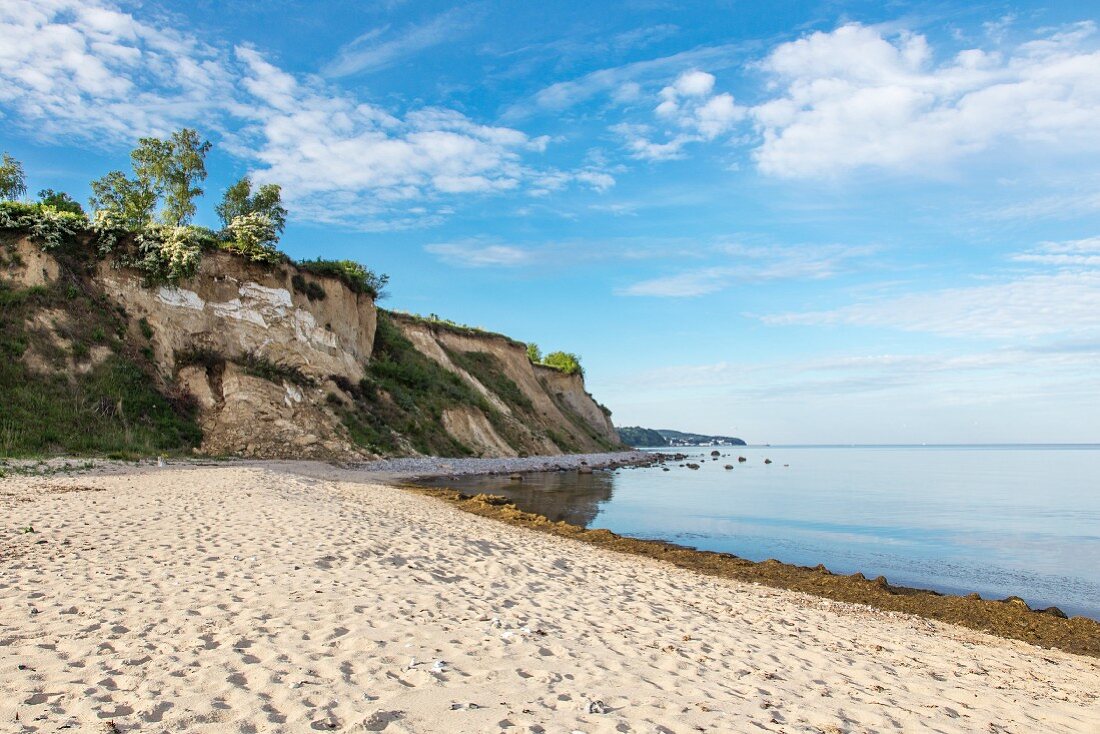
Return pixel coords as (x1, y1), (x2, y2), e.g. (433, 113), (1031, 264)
(0, 1), (611, 230)
(0, 0), (233, 144)
(764, 237), (1100, 339)
(322, 8), (477, 77)
(424, 241), (534, 267)
(503, 41), (754, 119)
(618, 243), (875, 297)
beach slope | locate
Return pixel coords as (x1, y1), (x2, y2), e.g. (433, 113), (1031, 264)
(2, 465), (1098, 732)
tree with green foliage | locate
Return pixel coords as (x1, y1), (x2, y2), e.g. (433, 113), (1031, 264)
(89, 170), (157, 229)
(526, 343), (542, 363)
(216, 176), (287, 233)
(0, 152), (27, 201)
(37, 189), (85, 215)
(130, 128), (211, 226)
(90, 128), (211, 228)
(542, 351), (583, 376)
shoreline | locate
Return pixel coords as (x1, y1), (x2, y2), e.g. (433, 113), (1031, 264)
(407, 485), (1100, 659)
(2, 463), (1099, 732)
(6, 450), (1099, 657)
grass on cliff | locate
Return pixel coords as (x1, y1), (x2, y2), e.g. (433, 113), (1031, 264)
(0, 276), (202, 457)
(334, 313), (483, 456)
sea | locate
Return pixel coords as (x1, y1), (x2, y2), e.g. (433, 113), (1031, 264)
(420, 444), (1100, 619)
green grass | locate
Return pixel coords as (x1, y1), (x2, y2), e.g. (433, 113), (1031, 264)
(445, 348), (534, 413)
(0, 279), (202, 457)
(297, 259), (387, 299)
(333, 313), (499, 456)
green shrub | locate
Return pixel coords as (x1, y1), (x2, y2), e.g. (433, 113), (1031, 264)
(127, 225), (204, 285)
(297, 259), (388, 299)
(541, 351), (583, 376)
(0, 201), (88, 252)
(291, 273), (326, 301)
(174, 345), (224, 371)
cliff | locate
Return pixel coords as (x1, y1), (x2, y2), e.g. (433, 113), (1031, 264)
(0, 232), (625, 459)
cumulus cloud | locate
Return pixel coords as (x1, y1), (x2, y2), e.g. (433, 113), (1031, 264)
(751, 21), (1100, 176)
(0, 0), (232, 142)
(614, 69), (745, 160)
(608, 21), (1100, 175)
(0, 1), (612, 230)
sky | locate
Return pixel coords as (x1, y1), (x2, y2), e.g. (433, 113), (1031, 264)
(2, 0), (1099, 444)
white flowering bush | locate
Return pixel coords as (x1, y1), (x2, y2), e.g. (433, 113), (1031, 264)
(220, 213), (282, 265)
(129, 225), (204, 285)
(0, 201), (87, 251)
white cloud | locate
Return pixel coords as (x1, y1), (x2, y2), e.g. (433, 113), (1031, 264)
(0, 0), (232, 143)
(605, 21), (1100, 175)
(322, 8), (475, 77)
(764, 237), (1100, 339)
(1012, 236), (1100, 266)
(425, 242), (534, 267)
(750, 21), (1100, 177)
(619, 243), (873, 296)
(0, 1), (611, 230)
(614, 69), (745, 160)
(506, 42), (749, 119)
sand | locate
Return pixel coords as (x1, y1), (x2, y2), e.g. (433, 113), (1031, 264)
(2, 465), (1098, 733)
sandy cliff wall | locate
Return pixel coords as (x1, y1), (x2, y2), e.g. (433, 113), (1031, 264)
(393, 315), (623, 456)
(3, 234), (625, 459)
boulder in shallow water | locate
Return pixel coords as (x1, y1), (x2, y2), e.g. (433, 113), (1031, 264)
(577, 465), (593, 474)
(509, 473), (523, 481)
(738, 456), (747, 463)
(764, 458), (773, 464)
(710, 450), (721, 457)
(724, 464), (733, 470)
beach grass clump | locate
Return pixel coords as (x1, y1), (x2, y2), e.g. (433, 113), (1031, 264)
(0, 278), (202, 457)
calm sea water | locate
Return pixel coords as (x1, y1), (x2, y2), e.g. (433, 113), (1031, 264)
(420, 445), (1100, 619)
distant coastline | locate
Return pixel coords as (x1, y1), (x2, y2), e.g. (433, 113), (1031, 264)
(618, 426), (746, 447)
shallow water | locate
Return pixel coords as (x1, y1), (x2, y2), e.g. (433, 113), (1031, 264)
(419, 445), (1100, 619)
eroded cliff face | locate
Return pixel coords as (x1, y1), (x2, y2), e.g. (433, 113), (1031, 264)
(2, 234), (624, 458)
(95, 250), (376, 458)
(393, 315), (621, 456)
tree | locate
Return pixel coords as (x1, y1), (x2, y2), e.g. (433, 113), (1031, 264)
(89, 128), (211, 228)
(542, 351), (583, 376)
(0, 152), (27, 201)
(89, 170), (157, 229)
(216, 176), (287, 233)
(526, 343), (542, 363)
(131, 128), (211, 226)
(37, 189), (85, 215)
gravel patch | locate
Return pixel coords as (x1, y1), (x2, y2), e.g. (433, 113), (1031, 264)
(352, 451), (654, 481)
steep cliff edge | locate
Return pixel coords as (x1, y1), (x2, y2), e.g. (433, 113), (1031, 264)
(1, 233), (625, 458)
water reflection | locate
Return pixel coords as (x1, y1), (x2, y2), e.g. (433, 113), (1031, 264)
(421, 470), (617, 527)
(415, 446), (1100, 619)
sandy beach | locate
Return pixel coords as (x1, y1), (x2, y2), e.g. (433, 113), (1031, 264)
(2, 463), (1099, 733)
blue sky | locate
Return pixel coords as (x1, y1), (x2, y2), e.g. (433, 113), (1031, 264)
(3, 1), (1099, 443)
